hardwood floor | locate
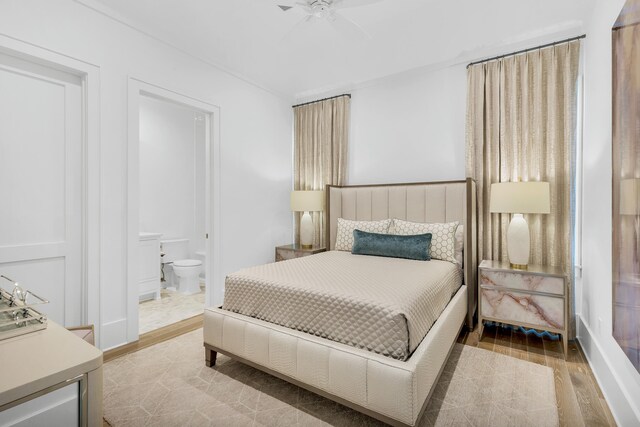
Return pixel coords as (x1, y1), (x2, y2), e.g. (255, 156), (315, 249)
(103, 313), (203, 363)
(458, 323), (617, 427)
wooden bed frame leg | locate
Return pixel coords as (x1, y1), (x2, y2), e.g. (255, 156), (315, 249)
(205, 348), (217, 367)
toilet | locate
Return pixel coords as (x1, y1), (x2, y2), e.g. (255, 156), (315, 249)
(172, 259), (202, 295)
(194, 250), (206, 283)
(161, 238), (202, 295)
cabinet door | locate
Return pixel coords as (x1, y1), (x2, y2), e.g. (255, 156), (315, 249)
(138, 240), (160, 282)
(0, 382), (79, 426)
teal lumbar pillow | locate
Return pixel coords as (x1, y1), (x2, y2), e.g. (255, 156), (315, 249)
(351, 229), (432, 261)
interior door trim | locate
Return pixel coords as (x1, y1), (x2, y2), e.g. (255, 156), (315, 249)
(126, 76), (222, 344)
(0, 35), (101, 347)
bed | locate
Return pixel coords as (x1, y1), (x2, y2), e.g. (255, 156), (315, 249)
(203, 179), (477, 426)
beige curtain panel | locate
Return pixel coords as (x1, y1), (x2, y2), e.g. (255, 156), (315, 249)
(294, 95), (350, 247)
(466, 40), (581, 335)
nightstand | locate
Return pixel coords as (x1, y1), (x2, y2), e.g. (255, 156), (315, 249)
(275, 244), (326, 262)
(478, 260), (568, 357)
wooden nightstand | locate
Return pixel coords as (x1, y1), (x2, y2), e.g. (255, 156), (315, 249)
(478, 260), (568, 357)
(275, 244), (326, 262)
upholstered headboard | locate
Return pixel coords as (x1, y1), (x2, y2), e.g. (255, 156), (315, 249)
(325, 178), (477, 329)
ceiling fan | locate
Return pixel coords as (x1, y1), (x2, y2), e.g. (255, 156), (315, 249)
(276, 0), (384, 39)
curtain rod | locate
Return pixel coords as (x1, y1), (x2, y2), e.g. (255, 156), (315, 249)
(466, 34), (586, 69)
(292, 94), (351, 109)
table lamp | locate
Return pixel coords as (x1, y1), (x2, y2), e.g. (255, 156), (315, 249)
(291, 190), (324, 248)
(490, 181), (550, 269)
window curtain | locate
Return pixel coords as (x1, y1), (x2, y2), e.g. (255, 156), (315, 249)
(294, 95), (350, 247)
(466, 40), (581, 336)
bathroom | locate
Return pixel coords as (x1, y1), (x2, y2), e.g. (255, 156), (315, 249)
(137, 94), (207, 335)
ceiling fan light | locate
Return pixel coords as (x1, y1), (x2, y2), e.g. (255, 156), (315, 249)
(313, 7), (328, 18)
(310, 0), (331, 19)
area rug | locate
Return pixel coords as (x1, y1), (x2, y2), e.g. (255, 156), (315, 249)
(103, 329), (558, 426)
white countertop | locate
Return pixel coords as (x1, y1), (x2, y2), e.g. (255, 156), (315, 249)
(139, 232), (162, 241)
(0, 322), (103, 407)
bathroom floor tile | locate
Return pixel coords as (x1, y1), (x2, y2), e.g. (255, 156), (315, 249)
(138, 287), (205, 334)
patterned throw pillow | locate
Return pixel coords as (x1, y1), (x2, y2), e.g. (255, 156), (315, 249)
(392, 219), (459, 263)
(335, 218), (392, 251)
(454, 224), (464, 266)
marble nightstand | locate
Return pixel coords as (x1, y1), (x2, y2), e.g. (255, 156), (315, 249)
(479, 260), (568, 357)
(275, 244), (326, 262)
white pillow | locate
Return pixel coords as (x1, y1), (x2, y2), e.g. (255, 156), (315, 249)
(455, 224), (464, 266)
(392, 219), (459, 263)
(335, 218), (392, 252)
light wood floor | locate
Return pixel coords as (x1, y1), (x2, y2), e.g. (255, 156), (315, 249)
(458, 323), (616, 427)
(103, 314), (203, 363)
(104, 317), (616, 426)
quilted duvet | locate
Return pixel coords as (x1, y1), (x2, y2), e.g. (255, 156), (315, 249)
(222, 250), (462, 360)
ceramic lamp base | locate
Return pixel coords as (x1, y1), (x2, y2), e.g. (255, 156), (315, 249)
(300, 211), (314, 247)
(507, 214), (530, 267)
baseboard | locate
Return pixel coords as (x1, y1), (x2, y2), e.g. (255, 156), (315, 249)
(100, 318), (128, 351)
(103, 314), (203, 362)
(577, 315), (640, 426)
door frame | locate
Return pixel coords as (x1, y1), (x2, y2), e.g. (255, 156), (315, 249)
(0, 36), (101, 344)
(126, 77), (221, 343)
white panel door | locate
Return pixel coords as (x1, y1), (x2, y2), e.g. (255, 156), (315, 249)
(0, 52), (83, 326)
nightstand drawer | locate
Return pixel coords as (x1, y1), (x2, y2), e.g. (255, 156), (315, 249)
(276, 249), (305, 262)
(481, 286), (565, 330)
(480, 269), (564, 296)
(275, 245), (326, 262)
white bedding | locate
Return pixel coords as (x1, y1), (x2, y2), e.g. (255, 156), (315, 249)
(222, 251), (462, 360)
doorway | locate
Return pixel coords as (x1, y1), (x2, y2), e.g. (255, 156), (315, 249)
(127, 79), (221, 342)
(138, 95), (208, 334)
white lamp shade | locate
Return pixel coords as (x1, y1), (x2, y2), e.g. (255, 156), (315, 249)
(291, 191), (324, 212)
(620, 178), (640, 216)
(490, 182), (551, 214)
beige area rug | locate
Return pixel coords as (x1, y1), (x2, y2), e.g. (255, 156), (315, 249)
(138, 288), (205, 334)
(104, 329), (558, 427)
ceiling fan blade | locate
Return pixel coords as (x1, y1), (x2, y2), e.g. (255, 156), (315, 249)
(275, 0), (312, 11)
(328, 11), (370, 39)
(332, 0), (384, 9)
(281, 15), (317, 43)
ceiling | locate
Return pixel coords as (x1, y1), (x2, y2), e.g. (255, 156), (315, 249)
(90, 0), (595, 98)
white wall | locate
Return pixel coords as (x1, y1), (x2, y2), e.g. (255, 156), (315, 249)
(0, 0), (293, 349)
(578, 0), (640, 424)
(348, 65), (467, 184)
(139, 96), (205, 256)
